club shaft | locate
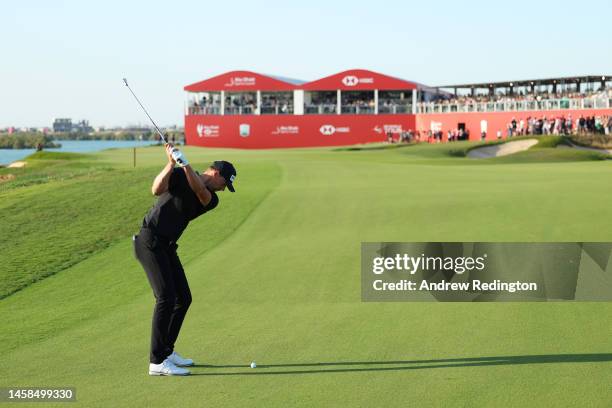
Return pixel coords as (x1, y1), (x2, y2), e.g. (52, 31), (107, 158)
(123, 79), (167, 144)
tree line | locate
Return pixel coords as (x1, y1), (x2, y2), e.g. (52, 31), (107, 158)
(0, 133), (60, 149)
(0, 131), (184, 149)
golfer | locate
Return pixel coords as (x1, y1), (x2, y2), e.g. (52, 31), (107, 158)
(133, 143), (236, 376)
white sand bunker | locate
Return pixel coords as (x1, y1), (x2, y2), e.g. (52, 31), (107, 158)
(7, 161), (27, 168)
(467, 139), (538, 159)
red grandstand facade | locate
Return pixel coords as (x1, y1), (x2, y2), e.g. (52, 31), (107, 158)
(185, 115), (416, 149)
(184, 70), (612, 148)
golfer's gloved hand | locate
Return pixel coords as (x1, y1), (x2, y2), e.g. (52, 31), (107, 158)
(171, 147), (189, 167)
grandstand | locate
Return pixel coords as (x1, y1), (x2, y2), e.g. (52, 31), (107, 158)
(184, 70), (611, 148)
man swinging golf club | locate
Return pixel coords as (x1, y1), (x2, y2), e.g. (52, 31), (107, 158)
(133, 143), (236, 376)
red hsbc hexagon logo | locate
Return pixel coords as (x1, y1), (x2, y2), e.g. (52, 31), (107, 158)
(320, 125), (336, 135)
(341, 75), (374, 86)
(342, 76), (359, 86)
(319, 124), (350, 135)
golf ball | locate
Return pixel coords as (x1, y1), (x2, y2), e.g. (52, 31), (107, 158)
(250, 362), (257, 369)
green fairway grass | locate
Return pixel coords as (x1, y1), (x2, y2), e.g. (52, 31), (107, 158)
(1, 141), (611, 407)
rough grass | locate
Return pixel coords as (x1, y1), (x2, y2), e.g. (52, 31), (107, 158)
(26, 151), (92, 161)
(0, 166), (152, 298)
(0, 151), (280, 299)
(569, 133), (612, 149)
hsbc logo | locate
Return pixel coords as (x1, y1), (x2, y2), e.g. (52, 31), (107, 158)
(342, 76), (359, 86)
(319, 125), (350, 135)
(342, 75), (374, 86)
(320, 125), (336, 135)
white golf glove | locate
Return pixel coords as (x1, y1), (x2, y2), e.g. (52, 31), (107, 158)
(171, 147), (189, 167)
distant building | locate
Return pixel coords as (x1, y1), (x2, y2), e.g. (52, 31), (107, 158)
(73, 120), (93, 133)
(53, 118), (72, 132)
(52, 118), (93, 133)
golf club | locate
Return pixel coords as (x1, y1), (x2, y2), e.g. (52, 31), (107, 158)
(123, 78), (167, 144)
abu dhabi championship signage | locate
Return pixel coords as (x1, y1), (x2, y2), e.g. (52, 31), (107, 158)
(271, 126), (299, 135)
(196, 124), (220, 138)
(224, 76), (257, 87)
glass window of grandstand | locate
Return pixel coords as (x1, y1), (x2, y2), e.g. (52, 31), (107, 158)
(378, 91), (412, 114)
(304, 91), (337, 114)
(261, 92), (293, 114)
(188, 92), (221, 115)
(225, 92), (256, 115)
(341, 91), (375, 114)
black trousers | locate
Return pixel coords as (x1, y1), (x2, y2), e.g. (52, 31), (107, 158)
(133, 228), (192, 364)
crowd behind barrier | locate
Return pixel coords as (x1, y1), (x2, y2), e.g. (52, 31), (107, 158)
(418, 89), (612, 113)
(383, 128), (471, 144)
(499, 114), (612, 137)
(384, 114), (612, 145)
(429, 89), (612, 104)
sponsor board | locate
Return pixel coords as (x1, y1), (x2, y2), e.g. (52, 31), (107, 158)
(196, 124), (220, 138)
(185, 114), (416, 148)
(374, 124), (403, 134)
(342, 75), (374, 86)
(271, 125), (300, 135)
(239, 124), (250, 137)
(319, 124), (350, 135)
(224, 77), (256, 87)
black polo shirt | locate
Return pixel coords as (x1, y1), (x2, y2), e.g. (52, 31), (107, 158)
(142, 168), (219, 242)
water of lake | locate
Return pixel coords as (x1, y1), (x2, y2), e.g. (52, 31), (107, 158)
(0, 140), (158, 165)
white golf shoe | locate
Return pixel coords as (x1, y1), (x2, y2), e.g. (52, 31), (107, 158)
(148, 358), (190, 376)
(167, 351), (194, 367)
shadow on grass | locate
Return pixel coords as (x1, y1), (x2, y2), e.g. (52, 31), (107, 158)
(189, 353), (612, 376)
(332, 143), (416, 152)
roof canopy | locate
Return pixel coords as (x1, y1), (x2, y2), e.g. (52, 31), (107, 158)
(185, 69), (421, 93)
(185, 71), (611, 94)
(184, 70), (297, 92)
(301, 69), (418, 91)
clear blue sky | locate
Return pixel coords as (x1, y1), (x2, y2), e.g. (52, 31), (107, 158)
(1, 0), (611, 128)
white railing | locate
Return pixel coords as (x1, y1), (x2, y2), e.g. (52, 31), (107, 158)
(224, 106), (255, 115)
(187, 106), (221, 115)
(260, 105), (293, 114)
(305, 104), (337, 114)
(378, 104), (412, 114)
(341, 105), (375, 114)
(417, 97), (611, 114)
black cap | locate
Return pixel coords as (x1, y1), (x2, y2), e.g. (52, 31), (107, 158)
(212, 160), (237, 192)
